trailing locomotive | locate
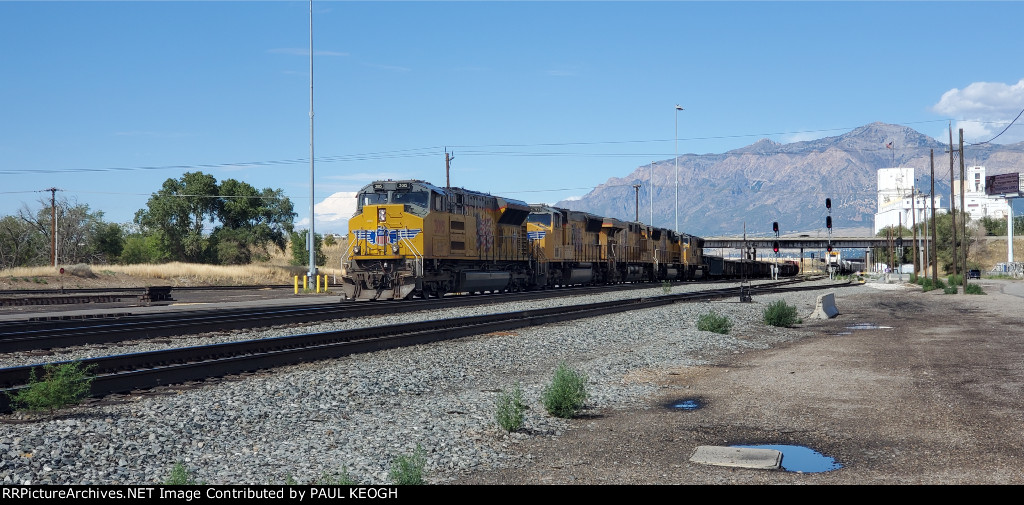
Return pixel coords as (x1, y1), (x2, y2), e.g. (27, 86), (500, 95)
(340, 180), (793, 300)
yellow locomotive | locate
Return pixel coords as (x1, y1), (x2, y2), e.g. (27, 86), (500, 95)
(341, 180), (531, 300)
(341, 180), (713, 300)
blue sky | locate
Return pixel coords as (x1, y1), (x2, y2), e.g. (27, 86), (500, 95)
(3, 1), (1023, 235)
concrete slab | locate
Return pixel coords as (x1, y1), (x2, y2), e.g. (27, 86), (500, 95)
(689, 445), (782, 470)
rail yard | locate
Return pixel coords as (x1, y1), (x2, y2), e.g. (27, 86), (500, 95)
(1, 276), (1022, 485)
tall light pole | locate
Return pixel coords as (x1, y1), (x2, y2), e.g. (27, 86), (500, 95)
(633, 184), (641, 221)
(674, 104), (683, 232)
(307, 0), (317, 279)
(649, 161), (654, 226)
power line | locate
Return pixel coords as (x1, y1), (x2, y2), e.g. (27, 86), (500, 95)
(0, 119), (977, 176)
(967, 107), (1024, 146)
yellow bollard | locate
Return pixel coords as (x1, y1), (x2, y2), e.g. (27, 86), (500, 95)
(316, 274), (321, 293)
(294, 276), (299, 295)
(303, 275), (308, 291)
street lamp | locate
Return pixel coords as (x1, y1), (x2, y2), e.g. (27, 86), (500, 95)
(649, 161), (654, 226)
(674, 104), (683, 232)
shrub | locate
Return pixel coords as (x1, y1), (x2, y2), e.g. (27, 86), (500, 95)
(965, 283), (985, 295)
(943, 284), (959, 295)
(696, 312), (732, 334)
(495, 384), (527, 432)
(542, 362), (588, 418)
(947, 274), (963, 287)
(661, 281), (672, 294)
(389, 444), (427, 485)
(165, 462), (200, 485)
(7, 361), (94, 413)
(920, 277), (934, 292)
(763, 299), (799, 327)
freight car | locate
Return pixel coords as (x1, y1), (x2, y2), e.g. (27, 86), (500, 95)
(340, 180), (788, 300)
(703, 255), (800, 279)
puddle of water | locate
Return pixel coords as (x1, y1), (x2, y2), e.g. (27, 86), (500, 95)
(665, 398), (703, 410)
(733, 444), (841, 473)
(845, 323), (893, 330)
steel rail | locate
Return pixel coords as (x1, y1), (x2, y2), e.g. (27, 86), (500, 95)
(0, 279), (760, 352)
(0, 279), (847, 413)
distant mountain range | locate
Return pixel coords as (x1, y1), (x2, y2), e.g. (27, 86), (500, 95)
(556, 122), (1024, 238)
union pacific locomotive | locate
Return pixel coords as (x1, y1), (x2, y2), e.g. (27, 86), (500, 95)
(340, 180), (793, 301)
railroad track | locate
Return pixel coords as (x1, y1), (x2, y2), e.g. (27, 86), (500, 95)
(0, 278), (787, 353)
(0, 278), (847, 413)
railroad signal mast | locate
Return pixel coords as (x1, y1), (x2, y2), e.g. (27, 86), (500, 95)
(772, 221), (780, 280)
(825, 198), (836, 279)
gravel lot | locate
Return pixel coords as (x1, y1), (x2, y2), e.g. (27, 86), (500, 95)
(1, 277), (1021, 486)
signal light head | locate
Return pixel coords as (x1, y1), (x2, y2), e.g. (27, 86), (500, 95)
(826, 216), (832, 229)
(826, 198), (832, 210)
(772, 221), (779, 233)
(773, 241), (780, 253)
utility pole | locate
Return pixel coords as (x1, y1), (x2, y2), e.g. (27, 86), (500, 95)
(959, 128), (968, 291)
(445, 149), (454, 190)
(948, 124), (958, 277)
(633, 184), (641, 221)
(930, 149), (938, 285)
(911, 186), (917, 276)
(46, 187), (58, 267)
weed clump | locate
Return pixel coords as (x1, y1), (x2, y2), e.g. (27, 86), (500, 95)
(7, 361), (94, 414)
(165, 462), (201, 485)
(696, 312), (732, 334)
(763, 299), (799, 327)
(542, 362), (588, 418)
(495, 384), (527, 432)
(389, 444), (427, 485)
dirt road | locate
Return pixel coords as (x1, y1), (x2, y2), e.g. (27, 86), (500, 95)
(452, 278), (1024, 485)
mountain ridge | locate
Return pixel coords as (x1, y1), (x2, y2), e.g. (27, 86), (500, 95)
(556, 122), (1024, 237)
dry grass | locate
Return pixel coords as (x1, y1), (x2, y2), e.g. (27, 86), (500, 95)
(1, 238), (352, 290)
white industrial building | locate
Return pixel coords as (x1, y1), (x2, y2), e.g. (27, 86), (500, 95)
(873, 167), (944, 234)
(952, 166), (1012, 221)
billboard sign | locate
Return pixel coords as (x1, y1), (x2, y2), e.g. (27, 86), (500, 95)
(985, 172), (1022, 196)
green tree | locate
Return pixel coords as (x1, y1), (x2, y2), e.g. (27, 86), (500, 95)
(134, 172), (295, 264)
(290, 230), (327, 267)
(213, 180), (295, 263)
(929, 210), (973, 274)
(6, 197), (121, 267)
(0, 215), (46, 268)
(135, 172), (220, 262)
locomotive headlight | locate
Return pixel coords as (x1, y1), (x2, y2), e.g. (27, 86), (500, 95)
(392, 244), (399, 254)
(353, 245), (361, 255)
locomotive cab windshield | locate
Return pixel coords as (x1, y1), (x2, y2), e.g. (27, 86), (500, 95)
(356, 181), (435, 217)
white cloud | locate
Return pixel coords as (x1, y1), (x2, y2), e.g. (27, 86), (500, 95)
(296, 191), (357, 235)
(316, 191), (358, 235)
(932, 79), (1024, 143)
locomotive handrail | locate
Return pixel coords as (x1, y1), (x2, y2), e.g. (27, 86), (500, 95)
(399, 231), (424, 277)
(339, 236), (356, 271)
